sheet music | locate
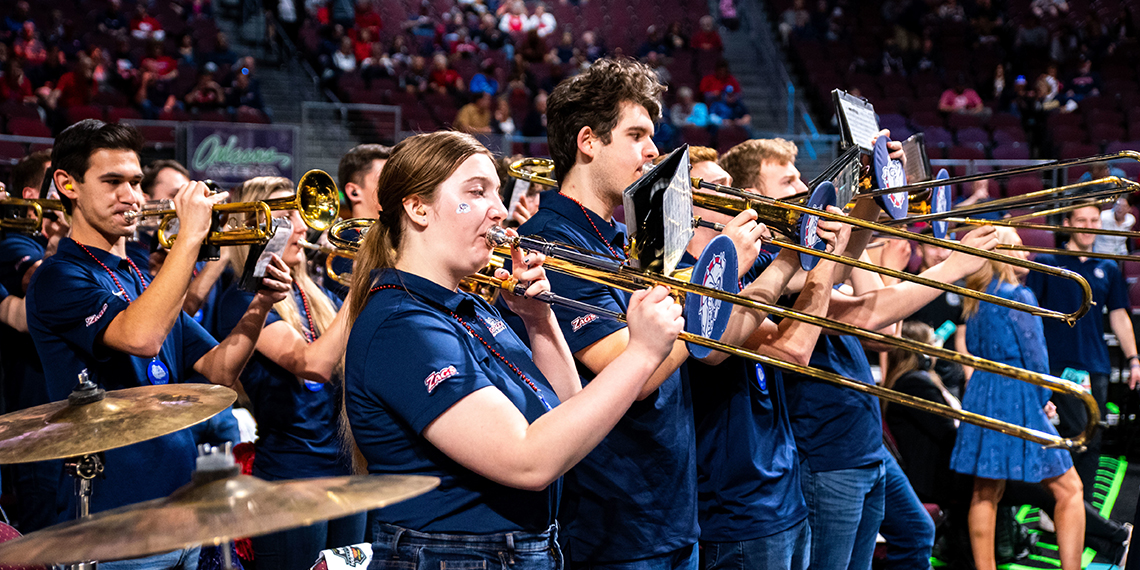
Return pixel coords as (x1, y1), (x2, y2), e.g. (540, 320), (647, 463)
(838, 96), (880, 153)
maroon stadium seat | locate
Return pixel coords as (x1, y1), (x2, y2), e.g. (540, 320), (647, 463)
(1006, 175), (1043, 197)
(7, 118), (51, 138)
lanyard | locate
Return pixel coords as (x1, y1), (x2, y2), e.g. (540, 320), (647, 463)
(295, 285), (317, 343)
(370, 284), (552, 411)
(558, 192), (625, 260)
(76, 243), (149, 303)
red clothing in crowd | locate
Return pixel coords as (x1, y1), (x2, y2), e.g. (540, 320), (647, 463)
(142, 55), (178, 77)
(55, 71), (96, 107)
(691, 30), (723, 51)
(131, 14), (163, 36)
(430, 68), (462, 90)
(699, 72), (740, 96)
(354, 40), (373, 63)
(355, 8), (383, 36)
(1, 75), (33, 102)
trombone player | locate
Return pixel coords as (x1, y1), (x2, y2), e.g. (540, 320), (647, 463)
(26, 120), (291, 570)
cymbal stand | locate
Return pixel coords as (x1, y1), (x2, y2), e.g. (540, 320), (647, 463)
(63, 370), (107, 570)
(194, 443), (240, 570)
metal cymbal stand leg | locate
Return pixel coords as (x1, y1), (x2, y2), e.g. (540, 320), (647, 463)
(62, 453), (104, 570)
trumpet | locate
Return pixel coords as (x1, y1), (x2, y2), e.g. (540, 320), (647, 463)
(298, 239), (355, 286)
(125, 170), (340, 248)
(508, 157), (1095, 325)
(0, 198), (66, 233)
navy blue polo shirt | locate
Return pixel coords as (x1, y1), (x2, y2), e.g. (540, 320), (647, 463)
(782, 288), (886, 472)
(510, 191), (698, 562)
(682, 251), (808, 542)
(26, 237), (218, 515)
(1026, 253), (1129, 375)
(345, 268), (561, 534)
(0, 232), (50, 413)
(217, 285), (351, 480)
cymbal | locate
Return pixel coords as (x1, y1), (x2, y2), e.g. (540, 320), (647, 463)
(0, 384), (237, 464)
(0, 474), (440, 565)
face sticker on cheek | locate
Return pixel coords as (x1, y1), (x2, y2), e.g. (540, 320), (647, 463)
(456, 203), (471, 214)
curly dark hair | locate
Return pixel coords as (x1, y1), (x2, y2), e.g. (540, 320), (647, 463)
(546, 58), (665, 183)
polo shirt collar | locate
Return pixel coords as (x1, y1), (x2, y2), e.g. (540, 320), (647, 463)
(371, 267), (476, 315)
(59, 237), (132, 269)
(540, 191), (627, 255)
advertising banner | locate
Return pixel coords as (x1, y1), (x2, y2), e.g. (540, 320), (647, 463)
(186, 122), (300, 187)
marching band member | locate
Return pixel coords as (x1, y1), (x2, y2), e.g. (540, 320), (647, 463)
(26, 119), (291, 570)
(343, 130), (683, 568)
(953, 227), (1084, 570)
(0, 149), (66, 532)
(216, 176), (362, 570)
(337, 144), (390, 220)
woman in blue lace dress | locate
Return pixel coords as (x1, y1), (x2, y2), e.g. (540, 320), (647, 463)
(950, 227), (1084, 570)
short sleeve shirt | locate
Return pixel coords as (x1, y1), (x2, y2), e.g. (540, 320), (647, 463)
(26, 238), (219, 514)
(1026, 253), (1129, 374)
(683, 251), (808, 541)
(506, 191), (698, 562)
(217, 285), (350, 480)
(345, 268), (561, 534)
(0, 232), (50, 413)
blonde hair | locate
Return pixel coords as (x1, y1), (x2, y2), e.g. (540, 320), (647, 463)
(652, 145), (718, 166)
(961, 226), (1022, 319)
(719, 138), (798, 191)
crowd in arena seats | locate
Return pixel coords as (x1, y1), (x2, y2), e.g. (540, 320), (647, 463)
(0, 0), (268, 151)
(776, 0), (1140, 200)
(288, 0), (746, 153)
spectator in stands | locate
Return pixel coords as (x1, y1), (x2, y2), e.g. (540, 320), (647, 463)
(1036, 63), (1065, 112)
(177, 34), (199, 67)
(521, 90), (547, 137)
(938, 76), (989, 118)
(354, 28), (377, 64)
(553, 30), (576, 63)
(332, 37), (357, 73)
(881, 37), (906, 76)
(135, 62), (180, 118)
(208, 32), (241, 67)
(1, 60), (35, 104)
(663, 21), (688, 53)
(699, 59), (741, 99)
(13, 22), (46, 69)
(691, 14), (723, 51)
(778, 0), (811, 44)
(1063, 58), (1102, 103)
(34, 44), (67, 89)
(45, 54), (97, 111)
(96, 0), (128, 37)
(709, 85), (751, 127)
(671, 86), (713, 128)
(580, 30), (606, 62)
(428, 53), (464, 95)
(492, 96), (516, 134)
(354, 0), (383, 38)
(1015, 15), (1049, 56)
(129, 4), (165, 41)
(469, 59), (499, 95)
(141, 40), (179, 83)
(1032, 0), (1069, 19)
(529, 3), (556, 38)
(643, 51), (671, 85)
(498, 0), (530, 37)
(518, 30), (547, 64)
(360, 43), (395, 83)
(454, 92), (493, 133)
(389, 34), (412, 67)
(3, 1), (30, 40)
(1077, 161), (1128, 199)
(185, 69), (226, 112)
(1095, 197), (1134, 257)
(476, 13), (513, 58)
(400, 55), (429, 93)
(638, 26), (669, 58)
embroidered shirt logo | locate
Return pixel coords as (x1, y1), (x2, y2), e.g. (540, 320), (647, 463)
(484, 317), (507, 336)
(571, 313), (598, 332)
(85, 303), (108, 327)
(425, 365), (458, 393)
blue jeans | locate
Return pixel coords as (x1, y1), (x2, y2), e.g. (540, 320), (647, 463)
(800, 459), (886, 570)
(370, 522), (562, 570)
(699, 518), (810, 570)
(568, 544), (697, 570)
(878, 454), (935, 570)
(252, 513), (367, 570)
(99, 547), (200, 570)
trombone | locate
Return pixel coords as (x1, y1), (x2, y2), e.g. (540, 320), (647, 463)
(325, 218), (1098, 450)
(0, 198), (66, 233)
(125, 170), (341, 248)
(508, 157), (1095, 325)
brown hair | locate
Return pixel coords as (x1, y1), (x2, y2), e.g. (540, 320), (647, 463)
(883, 321), (947, 413)
(962, 226), (1022, 319)
(719, 138), (798, 191)
(140, 159), (189, 197)
(346, 131), (493, 325)
(10, 149), (51, 195)
(652, 145), (717, 166)
(337, 144), (392, 191)
(546, 58), (664, 183)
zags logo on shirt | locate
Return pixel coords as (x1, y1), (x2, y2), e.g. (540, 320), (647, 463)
(571, 313), (598, 332)
(425, 365), (458, 393)
(85, 303), (108, 327)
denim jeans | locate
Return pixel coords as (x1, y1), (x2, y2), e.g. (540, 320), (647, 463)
(698, 518), (810, 570)
(568, 544), (697, 570)
(800, 459), (886, 570)
(99, 547), (200, 570)
(252, 513), (367, 570)
(370, 522), (562, 570)
(878, 454), (935, 570)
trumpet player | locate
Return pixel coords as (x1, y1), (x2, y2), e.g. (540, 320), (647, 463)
(26, 120), (290, 570)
